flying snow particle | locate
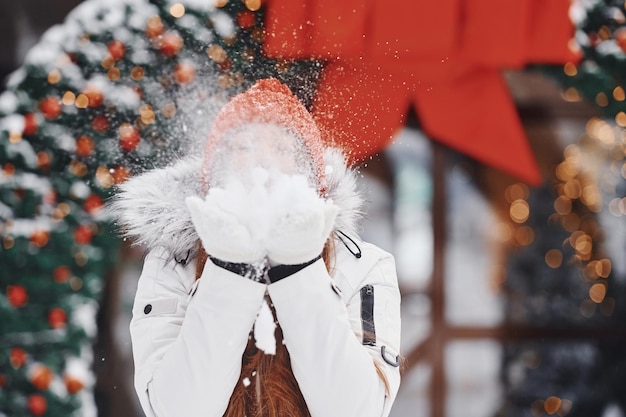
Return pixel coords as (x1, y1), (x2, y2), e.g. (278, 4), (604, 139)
(254, 299), (276, 355)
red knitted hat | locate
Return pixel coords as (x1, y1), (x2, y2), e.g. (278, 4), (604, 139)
(202, 78), (327, 193)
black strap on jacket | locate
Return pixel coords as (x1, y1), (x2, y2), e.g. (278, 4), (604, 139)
(335, 230), (362, 259)
(209, 257), (268, 283)
(360, 284), (376, 346)
(268, 255), (322, 283)
(209, 255), (322, 284)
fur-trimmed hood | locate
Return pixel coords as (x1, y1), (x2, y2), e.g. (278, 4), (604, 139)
(108, 148), (363, 262)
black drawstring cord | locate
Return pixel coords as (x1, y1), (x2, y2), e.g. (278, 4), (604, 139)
(174, 250), (191, 266)
(335, 230), (362, 259)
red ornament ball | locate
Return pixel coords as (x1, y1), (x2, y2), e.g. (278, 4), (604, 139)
(29, 230), (50, 248)
(119, 123), (141, 152)
(237, 11), (257, 29)
(219, 59), (233, 72)
(174, 62), (196, 84)
(132, 85), (144, 100)
(64, 376), (85, 394)
(158, 32), (184, 57)
(107, 40), (126, 61)
(145, 15), (165, 39)
(82, 86), (104, 108)
(0, 374), (6, 388)
(53, 266), (71, 283)
(10, 347), (27, 368)
(28, 394), (47, 416)
(74, 224), (93, 245)
(39, 97), (62, 120)
(112, 166), (131, 184)
(83, 194), (103, 214)
(75, 135), (95, 157)
(615, 28), (626, 53)
(31, 365), (53, 390)
(48, 308), (67, 329)
(23, 113), (38, 135)
(7, 285), (28, 308)
(91, 115), (110, 133)
(36, 151), (51, 170)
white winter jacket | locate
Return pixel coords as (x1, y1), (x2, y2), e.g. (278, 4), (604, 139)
(131, 237), (401, 417)
(111, 150), (401, 417)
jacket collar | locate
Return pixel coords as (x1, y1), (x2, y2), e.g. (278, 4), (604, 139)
(108, 148), (364, 262)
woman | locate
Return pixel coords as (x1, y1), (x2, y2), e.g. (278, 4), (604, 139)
(111, 79), (401, 417)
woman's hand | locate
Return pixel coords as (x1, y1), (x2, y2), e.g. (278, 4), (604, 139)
(186, 172), (338, 266)
(265, 175), (338, 265)
(185, 183), (266, 264)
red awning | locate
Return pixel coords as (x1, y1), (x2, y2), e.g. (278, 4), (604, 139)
(264, 0), (578, 185)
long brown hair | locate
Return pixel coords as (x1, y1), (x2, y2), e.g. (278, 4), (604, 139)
(195, 240), (335, 417)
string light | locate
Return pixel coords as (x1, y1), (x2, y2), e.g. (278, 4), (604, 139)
(563, 62), (577, 76)
(514, 226), (535, 246)
(586, 117), (615, 145)
(8, 131), (22, 144)
(131, 66), (145, 81)
(510, 199), (530, 223)
(161, 103), (177, 118)
(589, 282), (606, 303)
(69, 276), (83, 291)
(553, 196), (572, 215)
(139, 104), (156, 125)
(595, 92), (609, 107)
(544, 396), (562, 415)
(560, 213), (580, 232)
(95, 166), (114, 188)
(3, 236), (15, 249)
(562, 179), (582, 199)
(101, 55), (115, 69)
(244, 0), (262, 11)
(207, 44), (227, 63)
(62, 91), (76, 106)
(68, 161), (88, 177)
(505, 183), (529, 203)
(75, 94), (89, 109)
(217, 74), (233, 88)
(47, 69), (61, 84)
(107, 67), (121, 81)
(145, 15), (164, 38)
(545, 249), (563, 268)
(561, 87), (581, 102)
(74, 251), (88, 267)
(169, 3), (185, 18)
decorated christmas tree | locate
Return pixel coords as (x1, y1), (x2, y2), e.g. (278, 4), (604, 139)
(500, 1), (626, 414)
(545, 0), (626, 123)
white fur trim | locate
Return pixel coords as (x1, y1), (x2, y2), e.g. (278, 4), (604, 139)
(107, 149), (363, 261)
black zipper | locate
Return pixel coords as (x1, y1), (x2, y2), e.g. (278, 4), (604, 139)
(360, 284), (376, 346)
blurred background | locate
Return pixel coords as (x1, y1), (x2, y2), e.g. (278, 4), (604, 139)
(1, 1), (625, 417)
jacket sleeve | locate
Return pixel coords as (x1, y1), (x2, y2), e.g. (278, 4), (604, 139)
(266, 251), (402, 417)
(130, 247), (267, 417)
